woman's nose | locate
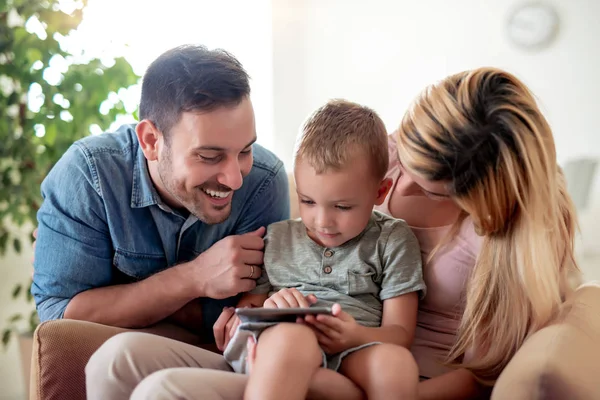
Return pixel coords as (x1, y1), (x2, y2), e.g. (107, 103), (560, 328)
(394, 174), (423, 197)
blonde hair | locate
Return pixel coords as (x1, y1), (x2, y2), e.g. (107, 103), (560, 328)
(295, 99), (389, 180)
(397, 68), (580, 383)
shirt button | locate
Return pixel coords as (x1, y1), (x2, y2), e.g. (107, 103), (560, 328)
(324, 249), (334, 258)
(323, 266), (332, 274)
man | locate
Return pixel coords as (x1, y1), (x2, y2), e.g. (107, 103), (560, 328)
(32, 44), (290, 341)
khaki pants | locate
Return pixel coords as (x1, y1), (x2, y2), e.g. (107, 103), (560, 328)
(85, 332), (248, 400)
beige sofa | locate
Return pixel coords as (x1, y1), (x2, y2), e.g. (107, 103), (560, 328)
(29, 176), (600, 399)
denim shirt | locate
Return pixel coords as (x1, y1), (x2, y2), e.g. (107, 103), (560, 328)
(32, 124), (290, 339)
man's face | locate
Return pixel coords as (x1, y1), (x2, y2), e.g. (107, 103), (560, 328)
(156, 98), (256, 224)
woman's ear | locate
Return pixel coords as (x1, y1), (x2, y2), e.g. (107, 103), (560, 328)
(375, 178), (393, 206)
(136, 120), (162, 161)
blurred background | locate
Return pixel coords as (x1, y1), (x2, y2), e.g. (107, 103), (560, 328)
(1, 0), (598, 398)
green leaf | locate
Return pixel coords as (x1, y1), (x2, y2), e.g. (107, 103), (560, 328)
(11, 284), (22, 299)
(2, 329), (11, 349)
(13, 238), (21, 253)
(9, 314), (22, 323)
(28, 310), (39, 333)
(0, 0), (139, 272)
(0, 232), (8, 256)
(26, 288), (33, 303)
(26, 47), (43, 65)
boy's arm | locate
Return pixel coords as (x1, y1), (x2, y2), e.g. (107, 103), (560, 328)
(352, 292), (419, 348)
(352, 221), (424, 348)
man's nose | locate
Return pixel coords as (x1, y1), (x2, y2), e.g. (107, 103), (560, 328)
(216, 157), (243, 190)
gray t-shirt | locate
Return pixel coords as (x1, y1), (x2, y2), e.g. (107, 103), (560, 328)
(251, 211), (426, 327)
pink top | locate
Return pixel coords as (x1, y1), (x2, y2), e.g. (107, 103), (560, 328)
(375, 135), (482, 378)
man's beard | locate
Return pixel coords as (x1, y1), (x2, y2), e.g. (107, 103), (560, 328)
(157, 148), (232, 224)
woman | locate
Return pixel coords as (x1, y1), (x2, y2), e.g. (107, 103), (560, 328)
(376, 67), (579, 398)
(92, 67), (580, 399)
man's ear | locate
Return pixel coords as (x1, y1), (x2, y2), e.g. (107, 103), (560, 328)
(374, 178), (393, 206)
(136, 120), (161, 161)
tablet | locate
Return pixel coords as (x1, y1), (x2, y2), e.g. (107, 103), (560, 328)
(235, 307), (333, 323)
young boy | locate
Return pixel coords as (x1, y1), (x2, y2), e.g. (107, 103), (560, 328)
(217, 99), (425, 400)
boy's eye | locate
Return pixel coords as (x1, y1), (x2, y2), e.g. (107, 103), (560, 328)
(300, 199), (315, 205)
(336, 205), (352, 211)
(240, 148), (252, 156)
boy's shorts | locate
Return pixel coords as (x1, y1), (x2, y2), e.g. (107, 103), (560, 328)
(223, 321), (380, 374)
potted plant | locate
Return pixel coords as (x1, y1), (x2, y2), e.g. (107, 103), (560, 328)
(0, 0), (139, 395)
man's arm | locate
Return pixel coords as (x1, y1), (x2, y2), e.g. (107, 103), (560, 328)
(62, 228), (264, 328)
(166, 157), (290, 333)
(63, 262), (200, 328)
(32, 145), (204, 327)
(33, 145), (261, 328)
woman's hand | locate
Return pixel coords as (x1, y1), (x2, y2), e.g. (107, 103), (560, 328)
(264, 288), (317, 309)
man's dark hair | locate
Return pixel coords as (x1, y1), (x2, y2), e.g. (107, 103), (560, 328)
(139, 44), (251, 137)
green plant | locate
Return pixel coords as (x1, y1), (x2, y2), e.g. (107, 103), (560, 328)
(0, 0), (139, 347)
(2, 280), (37, 347)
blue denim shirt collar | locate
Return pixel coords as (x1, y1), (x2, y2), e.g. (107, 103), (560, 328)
(131, 142), (161, 209)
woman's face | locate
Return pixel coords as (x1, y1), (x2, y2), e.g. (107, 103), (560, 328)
(395, 162), (453, 202)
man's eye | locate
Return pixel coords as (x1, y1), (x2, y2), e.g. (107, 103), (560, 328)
(300, 200), (315, 205)
(198, 155), (219, 162)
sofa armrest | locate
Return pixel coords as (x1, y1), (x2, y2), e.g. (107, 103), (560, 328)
(30, 320), (213, 400)
(492, 282), (600, 399)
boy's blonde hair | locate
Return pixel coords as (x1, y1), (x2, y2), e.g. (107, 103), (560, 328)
(294, 99), (389, 180)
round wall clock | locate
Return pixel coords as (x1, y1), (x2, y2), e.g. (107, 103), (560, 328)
(506, 2), (560, 50)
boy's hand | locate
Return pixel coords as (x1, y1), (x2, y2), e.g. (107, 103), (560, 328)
(304, 303), (360, 354)
(213, 307), (242, 351)
(263, 288), (317, 309)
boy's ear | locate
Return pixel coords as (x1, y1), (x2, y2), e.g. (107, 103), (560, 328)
(136, 120), (162, 162)
(375, 178), (393, 206)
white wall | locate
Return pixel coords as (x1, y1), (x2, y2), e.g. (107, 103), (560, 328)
(272, 0), (600, 166)
(271, 0), (600, 273)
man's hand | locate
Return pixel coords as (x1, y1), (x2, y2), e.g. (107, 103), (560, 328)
(304, 303), (360, 354)
(263, 288), (317, 309)
(213, 307), (243, 351)
(191, 227), (265, 299)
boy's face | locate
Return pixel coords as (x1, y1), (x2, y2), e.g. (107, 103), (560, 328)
(294, 156), (390, 248)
